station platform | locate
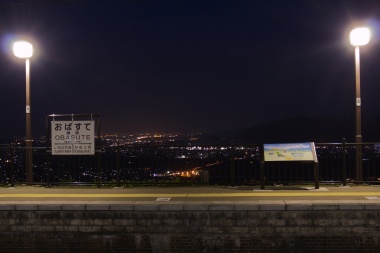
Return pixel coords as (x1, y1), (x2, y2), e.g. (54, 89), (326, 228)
(1, 184), (380, 211)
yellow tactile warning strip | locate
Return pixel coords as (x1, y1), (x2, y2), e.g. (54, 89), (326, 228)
(186, 192), (380, 197)
(0, 194), (186, 198)
(1, 192), (380, 198)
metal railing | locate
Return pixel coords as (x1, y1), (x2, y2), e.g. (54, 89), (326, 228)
(1, 142), (380, 186)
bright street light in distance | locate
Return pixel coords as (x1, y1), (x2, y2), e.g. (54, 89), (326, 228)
(12, 40), (34, 184)
(350, 27), (370, 46)
(13, 41), (33, 58)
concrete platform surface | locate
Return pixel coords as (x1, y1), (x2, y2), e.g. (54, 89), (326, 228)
(1, 184), (380, 211)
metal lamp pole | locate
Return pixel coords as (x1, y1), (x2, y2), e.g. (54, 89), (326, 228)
(13, 41), (34, 184)
(349, 27), (370, 182)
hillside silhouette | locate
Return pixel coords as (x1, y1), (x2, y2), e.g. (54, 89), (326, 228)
(195, 117), (380, 145)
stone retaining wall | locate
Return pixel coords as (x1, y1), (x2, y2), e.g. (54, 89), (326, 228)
(0, 200), (380, 252)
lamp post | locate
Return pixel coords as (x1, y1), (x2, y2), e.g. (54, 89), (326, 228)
(349, 27), (370, 181)
(13, 41), (34, 184)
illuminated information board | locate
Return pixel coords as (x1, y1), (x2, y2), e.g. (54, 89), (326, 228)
(263, 142), (317, 162)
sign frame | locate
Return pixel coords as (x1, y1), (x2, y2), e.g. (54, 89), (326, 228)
(45, 114), (101, 187)
(46, 114), (101, 156)
(260, 142), (319, 190)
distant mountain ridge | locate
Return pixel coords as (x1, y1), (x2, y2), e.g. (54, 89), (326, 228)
(195, 117), (380, 145)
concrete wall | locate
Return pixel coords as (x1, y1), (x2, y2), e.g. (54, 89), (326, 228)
(0, 200), (380, 252)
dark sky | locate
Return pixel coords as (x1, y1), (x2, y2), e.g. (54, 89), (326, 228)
(1, 0), (380, 137)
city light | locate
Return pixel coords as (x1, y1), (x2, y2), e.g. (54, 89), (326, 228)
(0, 134), (380, 184)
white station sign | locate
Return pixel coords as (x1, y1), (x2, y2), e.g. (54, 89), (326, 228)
(51, 120), (95, 155)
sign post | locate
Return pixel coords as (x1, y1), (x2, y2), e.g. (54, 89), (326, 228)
(260, 142), (319, 189)
(46, 114), (100, 187)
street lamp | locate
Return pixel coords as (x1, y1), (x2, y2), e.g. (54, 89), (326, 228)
(13, 41), (34, 184)
(349, 27), (370, 181)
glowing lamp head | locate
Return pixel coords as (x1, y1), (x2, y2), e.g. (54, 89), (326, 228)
(13, 41), (33, 58)
(350, 27), (370, 46)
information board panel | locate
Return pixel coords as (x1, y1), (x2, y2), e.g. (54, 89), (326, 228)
(263, 142), (317, 162)
(375, 144), (380, 154)
(51, 120), (95, 155)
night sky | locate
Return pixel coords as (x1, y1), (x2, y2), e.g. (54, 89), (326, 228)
(1, 0), (380, 137)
